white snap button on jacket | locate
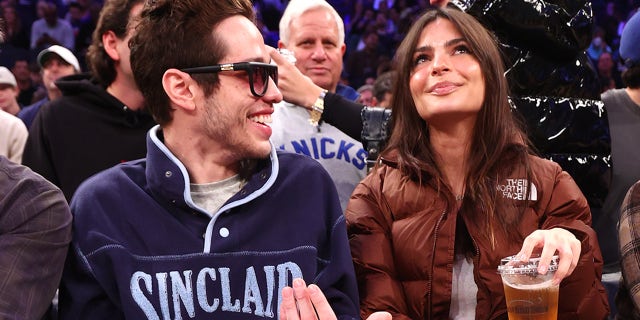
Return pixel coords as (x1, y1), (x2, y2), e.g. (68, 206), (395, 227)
(219, 227), (230, 238)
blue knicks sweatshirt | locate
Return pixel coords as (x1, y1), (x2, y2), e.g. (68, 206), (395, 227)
(59, 126), (360, 319)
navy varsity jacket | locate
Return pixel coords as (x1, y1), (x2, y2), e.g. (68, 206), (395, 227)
(59, 125), (360, 319)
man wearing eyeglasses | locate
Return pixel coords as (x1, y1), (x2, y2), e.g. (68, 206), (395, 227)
(269, 0), (367, 211)
(58, 0), (390, 319)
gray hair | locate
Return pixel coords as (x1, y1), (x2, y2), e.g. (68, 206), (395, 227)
(278, 0), (345, 45)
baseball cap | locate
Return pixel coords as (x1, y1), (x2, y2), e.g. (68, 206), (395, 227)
(620, 11), (640, 68)
(0, 67), (17, 87)
(37, 45), (81, 72)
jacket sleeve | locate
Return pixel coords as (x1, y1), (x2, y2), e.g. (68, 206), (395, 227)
(22, 103), (60, 190)
(0, 161), (72, 319)
(345, 171), (413, 320)
(618, 181), (640, 315)
(322, 92), (364, 142)
(454, 0), (592, 59)
(317, 214), (362, 320)
(539, 166), (609, 319)
(58, 240), (124, 319)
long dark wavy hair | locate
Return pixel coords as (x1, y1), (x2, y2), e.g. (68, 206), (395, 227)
(382, 7), (532, 243)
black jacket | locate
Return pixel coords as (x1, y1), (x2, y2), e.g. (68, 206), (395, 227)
(452, 0), (611, 212)
(22, 74), (156, 201)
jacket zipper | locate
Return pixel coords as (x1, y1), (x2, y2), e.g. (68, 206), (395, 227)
(427, 209), (448, 318)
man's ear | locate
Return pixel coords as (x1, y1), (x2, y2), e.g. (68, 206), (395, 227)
(102, 31), (120, 61)
(162, 69), (197, 112)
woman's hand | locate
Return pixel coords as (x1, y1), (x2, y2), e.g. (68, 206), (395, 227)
(517, 228), (582, 285)
(267, 46), (324, 109)
(280, 278), (391, 320)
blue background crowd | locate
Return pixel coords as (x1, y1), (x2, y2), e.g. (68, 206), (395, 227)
(0, 0), (638, 108)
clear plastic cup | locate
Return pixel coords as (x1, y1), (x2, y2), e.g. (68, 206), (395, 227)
(497, 255), (559, 320)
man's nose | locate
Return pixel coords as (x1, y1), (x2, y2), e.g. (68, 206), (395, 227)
(311, 44), (327, 60)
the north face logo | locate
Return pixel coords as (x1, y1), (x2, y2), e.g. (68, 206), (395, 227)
(496, 179), (537, 201)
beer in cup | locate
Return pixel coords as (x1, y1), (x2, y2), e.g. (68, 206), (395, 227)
(497, 255), (559, 320)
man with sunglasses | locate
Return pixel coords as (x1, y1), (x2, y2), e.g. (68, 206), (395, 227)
(270, 0), (367, 211)
(58, 0), (391, 319)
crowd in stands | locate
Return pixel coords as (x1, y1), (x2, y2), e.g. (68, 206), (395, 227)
(1, 0), (637, 110)
(256, 0), (639, 99)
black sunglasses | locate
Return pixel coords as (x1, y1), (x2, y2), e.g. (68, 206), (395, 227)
(180, 62), (278, 98)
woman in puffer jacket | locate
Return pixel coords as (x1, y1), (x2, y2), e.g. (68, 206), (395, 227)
(345, 8), (609, 320)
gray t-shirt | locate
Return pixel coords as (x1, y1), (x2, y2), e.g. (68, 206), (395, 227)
(190, 174), (244, 215)
(270, 101), (367, 210)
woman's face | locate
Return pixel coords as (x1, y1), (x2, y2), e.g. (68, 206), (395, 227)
(409, 18), (484, 123)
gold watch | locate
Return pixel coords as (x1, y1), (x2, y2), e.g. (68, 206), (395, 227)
(309, 89), (327, 127)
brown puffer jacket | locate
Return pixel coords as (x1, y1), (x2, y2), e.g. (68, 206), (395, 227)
(346, 153), (609, 319)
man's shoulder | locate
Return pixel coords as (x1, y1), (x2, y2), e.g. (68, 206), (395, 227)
(276, 150), (331, 177)
(0, 156), (62, 199)
(601, 88), (627, 101)
(0, 110), (27, 134)
(72, 159), (147, 203)
(0, 109), (24, 125)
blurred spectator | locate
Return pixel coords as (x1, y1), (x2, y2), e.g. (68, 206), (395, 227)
(11, 57), (36, 106)
(30, 0), (74, 52)
(0, 109), (27, 163)
(372, 9), (396, 54)
(0, 66), (21, 115)
(372, 69), (394, 108)
(255, 4), (280, 47)
(66, 1), (91, 45)
(22, 0), (154, 202)
(0, 67), (27, 163)
(346, 30), (384, 89)
(588, 26), (613, 65)
(18, 45), (80, 128)
(356, 84), (374, 105)
(73, 1), (101, 70)
(346, 0), (375, 57)
(2, 3), (30, 49)
(597, 51), (623, 93)
(373, 0), (394, 10)
(600, 1), (624, 48)
(28, 59), (45, 102)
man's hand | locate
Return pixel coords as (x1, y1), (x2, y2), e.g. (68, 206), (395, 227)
(280, 278), (391, 320)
